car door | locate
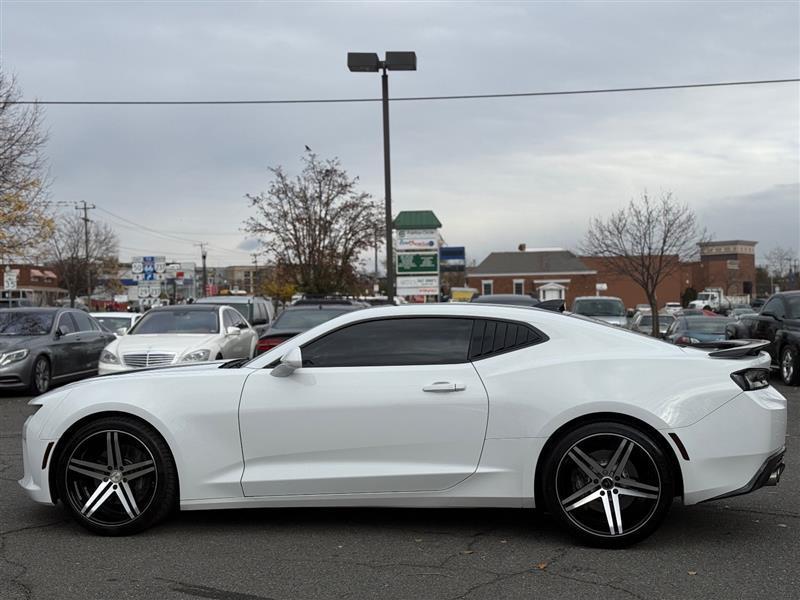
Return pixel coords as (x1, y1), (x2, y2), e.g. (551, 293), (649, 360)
(238, 316), (489, 497)
(757, 297), (786, 362)
(49, 312), (80, 378)
(230, 309), (255, 357)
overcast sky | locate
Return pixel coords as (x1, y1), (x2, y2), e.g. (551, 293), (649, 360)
(1, 0), (798, 267)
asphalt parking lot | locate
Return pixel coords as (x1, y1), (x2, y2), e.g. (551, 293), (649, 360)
(1, 383), (797, 600)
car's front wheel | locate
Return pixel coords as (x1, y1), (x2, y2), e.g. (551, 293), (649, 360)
(781, 346), (799, 386)
(55, 416), (178, 535)
(29, 356), (51, 395)
(542, 422), (674, 548)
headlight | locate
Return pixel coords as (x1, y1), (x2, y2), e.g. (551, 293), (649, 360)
(0, 348), (29, 367)
(181, 349), (211, 363)
(99, 349), (119, 364)
(731, 368), (770, 391)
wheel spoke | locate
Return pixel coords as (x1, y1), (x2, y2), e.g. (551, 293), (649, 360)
(80, 480), (111, 515)
(569, 447), (602, 478)
(121, 482), (140, 516)
(600, 492), (616, 534)
(617, 486), (658, 500)
(106, 432), (114, 468)
(612, 440), (635, 477)
(112, 432), (124, 469)
(611, 492), (624, 534)
(564, 488), (603, 512)
(115, 486), (138, 519)
(85, 483), (117, 518)
(607, 439), (629, 474)
(124, 460), (155, 481)
(618, 478), (659, 493)
(68, 459), (108, 480)
(561, 482), (599, 507)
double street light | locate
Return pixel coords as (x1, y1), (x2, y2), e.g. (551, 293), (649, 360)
(348, 51), (417, 302)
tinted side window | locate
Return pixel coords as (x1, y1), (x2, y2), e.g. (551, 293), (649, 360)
(469, 319), (546, 360)
(71, 311), (94, 332)
(253, 302), (266, 325)
(222, 310), (236, 329)
(762, 297), (785, 319)
(57, 313), (77, 334)
(302, 318), (473, 367)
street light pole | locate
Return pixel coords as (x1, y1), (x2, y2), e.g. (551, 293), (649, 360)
(380, 67), (395, 301)
(348, 51), (416, 303)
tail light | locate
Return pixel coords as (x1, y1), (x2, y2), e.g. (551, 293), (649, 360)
(675, 336), (700, 345)
(731, 368), (770, 391)
(256, 336), (288, 354)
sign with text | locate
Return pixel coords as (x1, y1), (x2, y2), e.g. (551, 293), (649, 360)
(396, 252), (438, 274)
(3, 271), (18, 290)
(397, 276), (439, 289)
(396, 229), (440, 251)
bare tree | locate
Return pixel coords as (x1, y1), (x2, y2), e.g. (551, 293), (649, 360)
(581, 191), (707, 337)
(45, 214), (119, 307)
(0, 72), (53, 260)
(243, 151), (381, 294)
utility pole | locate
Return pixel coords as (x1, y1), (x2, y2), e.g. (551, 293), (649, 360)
(75, 201), (96, 309)
(251, 253), (259, 295)
(198, 243), (208, 297)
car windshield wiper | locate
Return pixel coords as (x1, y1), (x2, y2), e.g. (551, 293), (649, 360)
(219, 358), (250, 369)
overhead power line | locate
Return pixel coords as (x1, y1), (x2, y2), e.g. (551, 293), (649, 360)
(8, 78), (798, 105)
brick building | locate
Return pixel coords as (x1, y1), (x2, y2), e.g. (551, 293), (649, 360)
(467, 239), (759, 309)
(1, 264), (66, 306)
(466, 248), (597, 304)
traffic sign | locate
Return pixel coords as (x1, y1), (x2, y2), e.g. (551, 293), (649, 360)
(3, 270), (18, 290)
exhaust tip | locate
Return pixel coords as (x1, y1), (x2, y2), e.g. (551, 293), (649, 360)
(766, 463), (785, 486)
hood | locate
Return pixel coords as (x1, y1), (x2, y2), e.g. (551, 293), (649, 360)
(110, 333), (220, 357)
(593, 316), (628, 327)
(0, 336), (43, 353)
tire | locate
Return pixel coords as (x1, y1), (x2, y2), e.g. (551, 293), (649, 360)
(541, 421), (674, 548)
(29, 356), (51, 396)
(54, 416), (178, 535)
(780, 346), (800, 386)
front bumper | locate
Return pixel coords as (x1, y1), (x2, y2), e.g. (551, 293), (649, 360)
(670, 385), (787, 505)
(0, 356), (33, 390)
(98, 361), (135, 375)
(19, 415), (56, 505)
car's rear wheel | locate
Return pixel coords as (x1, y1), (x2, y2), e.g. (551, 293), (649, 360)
(29, 356), (51, 395)
(55, 416), (177, 535)
(781, 346), (799, 386)
(542, 422), (674, 548)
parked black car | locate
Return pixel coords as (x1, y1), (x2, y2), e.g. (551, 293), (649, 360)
(470, 294), (540, 307)
(255, 303), (364, 355)
(726, 291), (800, 385)
(664, 315), (734, 347)
(0, 308), (115, 394)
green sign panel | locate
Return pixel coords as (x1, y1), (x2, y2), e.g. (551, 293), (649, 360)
(397, 252), (439, 274)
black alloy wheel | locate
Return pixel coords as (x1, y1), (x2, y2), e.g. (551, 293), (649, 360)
(55, 416), (178, 535)
(781, 346), (799, 386)
(542, 421), (674, 548)
(30, 356), (51, 396)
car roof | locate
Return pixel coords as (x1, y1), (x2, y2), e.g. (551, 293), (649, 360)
(197, 296), (262, 303)
(281, 304), (363, 312)
(574, 296), (624, 301)
(146, 304), (219, 312)
(90, 312), (136, 317)
(472, 294), (537, 301)
(0, 307), (63, 313)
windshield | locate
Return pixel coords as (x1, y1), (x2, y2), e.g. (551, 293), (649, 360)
(273, 308), (350, 330)
(131, 310), (218, 334)
(682, 318), (732, 334)
(639, 315), (674, 327)
(0, 311), (54, 335)
(697, 293), (713, 301)
(573, 299), (626, 317)
(94, 316), (132, 334)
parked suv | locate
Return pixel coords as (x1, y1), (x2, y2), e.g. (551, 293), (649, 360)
(196, 295), (274, 337)
(570, 296), (628, 327)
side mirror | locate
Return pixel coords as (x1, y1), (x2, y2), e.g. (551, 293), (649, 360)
(55, 325), (69, 338)
(271, 347), (302, 378)
(118, 327), (129, 336)
(226, 326), (241, 336)
(761, 311), (778, 320)
(626, 309), (635, 318)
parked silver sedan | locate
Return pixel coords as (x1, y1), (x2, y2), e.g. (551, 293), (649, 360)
(0, 308), (115, 394)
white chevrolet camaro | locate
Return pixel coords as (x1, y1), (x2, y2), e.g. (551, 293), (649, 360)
(20, 304), (786, 547)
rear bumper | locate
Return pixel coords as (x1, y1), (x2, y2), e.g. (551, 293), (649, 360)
(670, 386), (787, 505)
(702, 448), (785, 502)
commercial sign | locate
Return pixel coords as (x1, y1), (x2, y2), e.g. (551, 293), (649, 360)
(396, 252), (438, 274)
(132, 256), (166, 282)
(397, 275), (439, 297)
(396, 229), (440, 251)
(439, 246), (466, 272)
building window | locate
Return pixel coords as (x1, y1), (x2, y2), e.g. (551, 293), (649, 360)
(481, 280), (493, 296)
(513, 279), (524, 295)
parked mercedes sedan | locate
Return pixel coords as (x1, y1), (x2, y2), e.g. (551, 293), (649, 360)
(98, 304), (257, 374)
(0, 308), (115, 394)
(20, 304), (786, 547)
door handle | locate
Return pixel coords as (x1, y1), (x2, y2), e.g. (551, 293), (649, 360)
(423, 381), (466, 393)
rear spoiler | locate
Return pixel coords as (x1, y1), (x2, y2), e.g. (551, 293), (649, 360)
(691, 339), (771, 358)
